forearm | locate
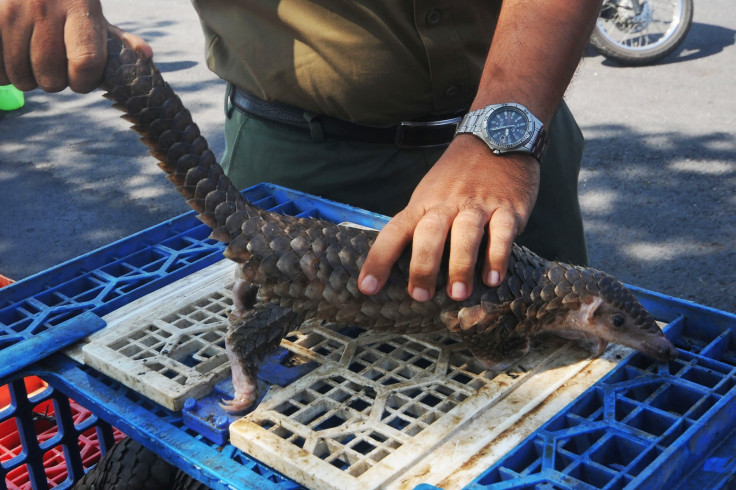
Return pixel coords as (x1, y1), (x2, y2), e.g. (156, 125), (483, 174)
(473, 0), (602, 125)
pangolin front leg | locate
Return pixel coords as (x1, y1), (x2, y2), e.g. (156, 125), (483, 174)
(455, 325), (531, 371)
(451, 304), (531, 371)
(221, 302), (304, 412)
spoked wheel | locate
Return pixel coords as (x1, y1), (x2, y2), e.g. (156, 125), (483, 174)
(590, 0), (694, 66)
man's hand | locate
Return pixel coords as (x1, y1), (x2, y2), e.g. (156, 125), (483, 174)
(358, 135), (540, 302)
(0, 0), (151, 93)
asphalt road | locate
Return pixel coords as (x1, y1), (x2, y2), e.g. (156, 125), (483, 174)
(1, 0), (734, 313)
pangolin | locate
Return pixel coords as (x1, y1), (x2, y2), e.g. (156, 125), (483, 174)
(99, 33), (677, 412)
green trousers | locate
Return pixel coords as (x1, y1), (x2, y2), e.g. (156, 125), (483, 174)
(221, 90), (588, 266)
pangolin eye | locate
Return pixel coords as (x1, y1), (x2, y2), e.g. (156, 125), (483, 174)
(612, 314), (625, 328)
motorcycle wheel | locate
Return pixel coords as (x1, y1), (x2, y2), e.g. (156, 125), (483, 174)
(590, 0), (694, 66)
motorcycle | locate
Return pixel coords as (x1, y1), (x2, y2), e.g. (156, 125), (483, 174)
(590, 0), (694, 66)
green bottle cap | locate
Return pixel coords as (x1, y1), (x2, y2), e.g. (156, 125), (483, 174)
(0, 85), (25, 111)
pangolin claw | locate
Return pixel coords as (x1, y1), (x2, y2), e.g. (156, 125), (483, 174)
(218, 393), (258, 413)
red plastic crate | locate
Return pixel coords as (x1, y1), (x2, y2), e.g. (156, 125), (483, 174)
(1, 377), (125, 489)
(0, 378), (47, 411)
(0, 275), (12, 289)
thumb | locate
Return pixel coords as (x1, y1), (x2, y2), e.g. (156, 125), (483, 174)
(107, 23), (153, 60)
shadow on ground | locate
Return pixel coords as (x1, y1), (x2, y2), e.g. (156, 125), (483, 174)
(0, 16), (225, 281)
(579, 124), (735, 313)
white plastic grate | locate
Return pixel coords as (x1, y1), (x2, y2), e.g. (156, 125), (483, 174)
(231, 316), (631, 489)
(73, 260), (237, 410)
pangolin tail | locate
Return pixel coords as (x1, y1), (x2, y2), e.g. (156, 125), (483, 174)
(100, 33), (257, 262)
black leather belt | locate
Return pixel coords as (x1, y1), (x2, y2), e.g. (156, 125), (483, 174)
(230, 87), (464, 149)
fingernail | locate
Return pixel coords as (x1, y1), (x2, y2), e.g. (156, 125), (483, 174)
(412, 287), (430, 302)
(486, 270), (500, 286)
(451, 282), (467, 300)
(360, 275), (378, 295)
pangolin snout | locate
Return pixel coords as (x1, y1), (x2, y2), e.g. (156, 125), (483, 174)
(644, 335), (679, 362)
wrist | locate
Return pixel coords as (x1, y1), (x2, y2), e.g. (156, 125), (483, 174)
(445, 135), (541, 177)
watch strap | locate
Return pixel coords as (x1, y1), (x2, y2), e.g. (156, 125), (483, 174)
(454, 107), (487, 135)
(530, 127), (549, 163)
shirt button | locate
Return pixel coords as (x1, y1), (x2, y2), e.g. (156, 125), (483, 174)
(426, 9), (442, 26)
(444, 85), (460, 97)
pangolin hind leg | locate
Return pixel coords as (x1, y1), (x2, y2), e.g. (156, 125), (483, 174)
(221, 302), (304, 412)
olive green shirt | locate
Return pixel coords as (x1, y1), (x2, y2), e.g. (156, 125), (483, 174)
(191, 0), (500, 125)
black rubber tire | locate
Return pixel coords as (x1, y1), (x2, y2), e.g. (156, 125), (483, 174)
(73, 437), (177, 490)
(590, 0), (693, 66)
(171, 470), (213, 490)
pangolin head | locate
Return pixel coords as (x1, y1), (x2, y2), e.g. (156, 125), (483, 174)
(544, 264), (678, 362)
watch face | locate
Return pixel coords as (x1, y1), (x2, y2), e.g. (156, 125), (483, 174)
(485, 106), (532, 149)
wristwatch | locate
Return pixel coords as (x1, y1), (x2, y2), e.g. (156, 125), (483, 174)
(454, 103), (548, 163)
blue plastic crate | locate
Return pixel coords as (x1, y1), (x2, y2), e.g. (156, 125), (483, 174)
(2, 183), (735, 489)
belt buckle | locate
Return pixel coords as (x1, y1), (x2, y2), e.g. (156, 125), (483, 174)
(394, 116), (462, 149)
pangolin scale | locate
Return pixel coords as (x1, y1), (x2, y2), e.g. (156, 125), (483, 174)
(100, 33), (677, 412)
